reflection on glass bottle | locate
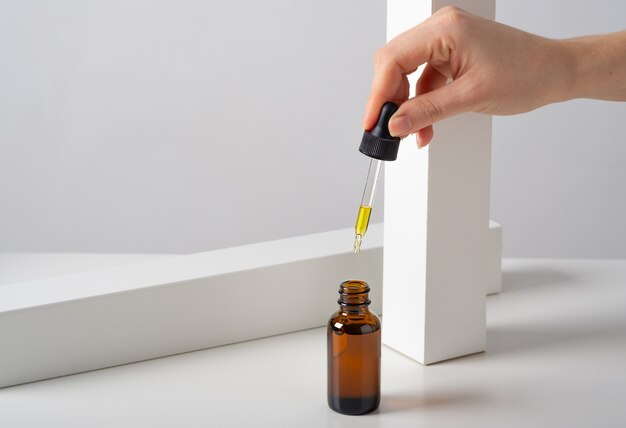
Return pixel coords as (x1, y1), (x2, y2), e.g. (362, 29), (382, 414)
(327, 280), (381, 415)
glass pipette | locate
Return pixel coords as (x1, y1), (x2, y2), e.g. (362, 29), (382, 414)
(353, 158), (382, 253)
(353, 102), (401, 253)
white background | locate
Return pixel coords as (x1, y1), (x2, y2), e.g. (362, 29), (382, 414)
(1, 0), (624, 257)
(0, 0), (386, 253)
(493, 0), (626, 258)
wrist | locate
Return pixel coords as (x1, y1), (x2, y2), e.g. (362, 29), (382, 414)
(558, 37), (594, 100)
(557, 32), (626, 101)
(546, 38), (581, 103)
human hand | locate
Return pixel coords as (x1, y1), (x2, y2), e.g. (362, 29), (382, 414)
(364, 6), (575, 148)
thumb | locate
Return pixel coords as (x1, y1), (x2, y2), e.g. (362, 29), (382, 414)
(388, 77), (474, 137)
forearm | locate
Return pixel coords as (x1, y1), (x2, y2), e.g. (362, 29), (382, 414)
(561, 31), (626, 101)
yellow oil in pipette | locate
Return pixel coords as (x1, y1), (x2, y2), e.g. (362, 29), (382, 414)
(353, 205), (372, 253)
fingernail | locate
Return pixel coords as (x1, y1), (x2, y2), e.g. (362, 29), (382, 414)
(390, 115), (412, 137)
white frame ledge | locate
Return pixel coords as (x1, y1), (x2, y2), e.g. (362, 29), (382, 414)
(0, 222), (501, 388)
(0, 226), (384, 388)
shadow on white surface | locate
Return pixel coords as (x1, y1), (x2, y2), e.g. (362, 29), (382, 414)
(502, 266), (573, 292)
(494, 261), (626, 356)
(488, 319), (626, 356)
(380, 390), (488, 414)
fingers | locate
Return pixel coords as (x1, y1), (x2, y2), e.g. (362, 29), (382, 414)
(388, 77), (474, 139)
(411, 64), (448, 147)
(363, 6), (480, 135)
(363, 65), (409, 130)
(363, 21), (438, 130)
(416, 126), (433, 148)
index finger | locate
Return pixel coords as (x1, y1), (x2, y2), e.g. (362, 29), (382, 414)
(363, 18), (438, 130)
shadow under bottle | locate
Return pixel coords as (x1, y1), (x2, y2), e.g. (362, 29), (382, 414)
(327, 280), (381, 415)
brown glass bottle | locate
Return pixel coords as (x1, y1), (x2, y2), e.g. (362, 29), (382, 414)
(327, 280), (381, 415)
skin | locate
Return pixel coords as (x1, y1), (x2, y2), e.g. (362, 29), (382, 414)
(364, 6), (626, 148)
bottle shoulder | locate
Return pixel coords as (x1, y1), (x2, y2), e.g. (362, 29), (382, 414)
(328, 309), (381, 335)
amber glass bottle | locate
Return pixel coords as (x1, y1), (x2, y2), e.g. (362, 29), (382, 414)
(327, 280), (381, 415)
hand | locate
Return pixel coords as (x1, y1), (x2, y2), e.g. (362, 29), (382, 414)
(364, 6), (576, 148)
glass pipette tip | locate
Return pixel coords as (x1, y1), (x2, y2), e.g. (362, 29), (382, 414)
(353, 159), (382, 253)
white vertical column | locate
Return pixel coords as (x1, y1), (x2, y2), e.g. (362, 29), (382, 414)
(383, 0), (495, 365)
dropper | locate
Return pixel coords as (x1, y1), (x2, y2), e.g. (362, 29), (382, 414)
(353, 102), (401, 253)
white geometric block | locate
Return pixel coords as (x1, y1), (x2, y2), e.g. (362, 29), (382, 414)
(488, 221), (503, 295)
(0, 225), (383, 388)
(383, 0), (496, 365)
(0, 214), (503, 388)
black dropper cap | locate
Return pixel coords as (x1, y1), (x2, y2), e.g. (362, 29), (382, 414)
(358, 102), (401, 161)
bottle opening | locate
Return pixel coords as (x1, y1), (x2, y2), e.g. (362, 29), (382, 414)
(340, 280), (369, 294)
(339, 280), (371, 306)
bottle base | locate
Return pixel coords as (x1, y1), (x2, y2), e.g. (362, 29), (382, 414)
(327, 395), (380, 415)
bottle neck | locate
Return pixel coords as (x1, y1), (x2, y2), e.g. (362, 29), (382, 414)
(338, 280), (371, 314)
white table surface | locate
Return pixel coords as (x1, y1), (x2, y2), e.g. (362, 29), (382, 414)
(1, 256), (625, 427)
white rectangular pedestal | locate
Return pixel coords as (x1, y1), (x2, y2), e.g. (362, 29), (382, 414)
(383, 0), (496, 365)
(488, 221), (503, 295)
(0, 218), (503, 387)
(0, 226), (383, 388)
